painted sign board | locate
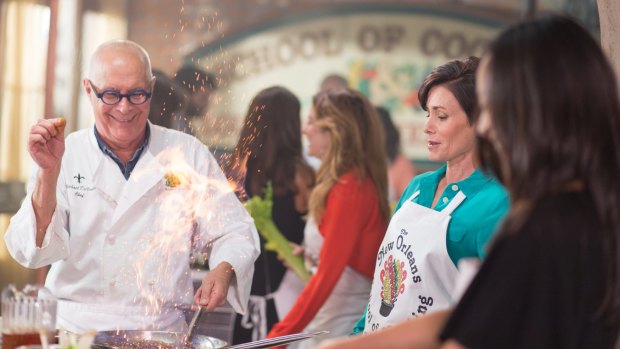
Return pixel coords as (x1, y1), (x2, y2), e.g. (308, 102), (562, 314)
(187, 7), (501, 160)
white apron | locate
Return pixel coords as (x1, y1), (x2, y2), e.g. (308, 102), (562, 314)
(239, 271), (304, 341)
(273, 270), (305, 320)
(365, 190), (466, 332)
(295, 218), (371, 349)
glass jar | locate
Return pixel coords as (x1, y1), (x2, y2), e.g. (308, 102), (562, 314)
(1, 285), (57, 349)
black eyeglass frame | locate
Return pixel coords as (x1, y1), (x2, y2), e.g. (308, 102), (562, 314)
(88, 80), (152, 105)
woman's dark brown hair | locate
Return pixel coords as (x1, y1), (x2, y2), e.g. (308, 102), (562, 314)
(418, 56), (480, 123)
(230, 86), (314, 198)
(478, 15), (620, 320)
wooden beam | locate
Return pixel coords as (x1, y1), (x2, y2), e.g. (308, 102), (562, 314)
(598, 0), (620, 95)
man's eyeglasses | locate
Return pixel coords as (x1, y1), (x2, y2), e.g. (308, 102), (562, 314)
(88, 80), (151, 105)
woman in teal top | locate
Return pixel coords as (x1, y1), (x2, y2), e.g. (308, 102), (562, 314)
(352, 57), (508, 334)
(353, 166), (508, 333)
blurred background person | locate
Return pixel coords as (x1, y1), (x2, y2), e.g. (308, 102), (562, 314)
(319, 14), (620, 349)
(351, 57), (508, 335)
(267, 88), (390, 348)
(304, 73), (350, 172)
(173, 64), (217, 136)
(227, 86), (315, 344)
(148, 69), (186, 129)
(376, 106), (416, 205)
(319, 73), (348, 92)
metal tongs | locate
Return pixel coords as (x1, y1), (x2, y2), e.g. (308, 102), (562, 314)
(186, 305), (212, 348)
(226, 331), (329, 349)
(186, 305), (204, 340)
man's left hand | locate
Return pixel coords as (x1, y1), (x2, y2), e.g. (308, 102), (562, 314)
(194, 262), (234, 311)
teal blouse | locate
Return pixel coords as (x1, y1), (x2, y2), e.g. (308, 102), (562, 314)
(396, 165), (509, 264)
(352, 165), (509, 334)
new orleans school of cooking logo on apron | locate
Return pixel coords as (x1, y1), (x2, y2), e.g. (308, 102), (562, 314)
(366, 191), (466, 332)
(378, 255), (406, 316)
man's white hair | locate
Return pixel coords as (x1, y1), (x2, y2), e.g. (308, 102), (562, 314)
(88, 39), (153, 83)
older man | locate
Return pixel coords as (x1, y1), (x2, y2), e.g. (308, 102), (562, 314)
(5, 40), (259, 332)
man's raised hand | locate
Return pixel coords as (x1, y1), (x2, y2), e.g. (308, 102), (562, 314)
(28, 118), (66, 171)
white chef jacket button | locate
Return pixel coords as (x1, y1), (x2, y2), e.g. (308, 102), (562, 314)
(451, 184), (459, 191)
(442, 197), (449, 204)
(109, 280), (116, 287)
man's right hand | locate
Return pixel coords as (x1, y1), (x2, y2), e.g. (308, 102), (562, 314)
(28, 118), (66, 171)
(29, 118), (66, 247)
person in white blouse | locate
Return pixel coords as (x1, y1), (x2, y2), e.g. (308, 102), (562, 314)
(4, 40), (259, 332)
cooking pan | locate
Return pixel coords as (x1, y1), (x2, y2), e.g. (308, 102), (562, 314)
(92, 330), (227, 349)
(92, 330), (328, 349)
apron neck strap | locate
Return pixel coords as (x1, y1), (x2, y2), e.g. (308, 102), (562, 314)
(407, 190), (421, 202)
(440, 191), (467, 215)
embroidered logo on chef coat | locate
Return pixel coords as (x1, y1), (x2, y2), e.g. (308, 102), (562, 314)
(66, 173), (95, 198)
(74, 173), (85, 183)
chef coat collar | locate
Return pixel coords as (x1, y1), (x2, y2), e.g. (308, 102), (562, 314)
(93, 123), (151, 180)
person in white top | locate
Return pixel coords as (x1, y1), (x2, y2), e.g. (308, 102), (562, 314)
(4, 40), (259, 333)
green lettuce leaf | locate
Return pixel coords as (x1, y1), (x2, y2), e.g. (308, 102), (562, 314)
(245, 183), (311, 284)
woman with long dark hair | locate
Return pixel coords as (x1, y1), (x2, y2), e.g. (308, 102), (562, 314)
(228, 86), (315, 343)
(439, 15), (620, 349)
(319, 14), (620, 349)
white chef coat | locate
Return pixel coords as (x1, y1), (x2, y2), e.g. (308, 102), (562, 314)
(5, 123), (260, 332)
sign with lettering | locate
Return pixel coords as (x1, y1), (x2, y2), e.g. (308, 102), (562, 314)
(188, 10), (500, 160)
